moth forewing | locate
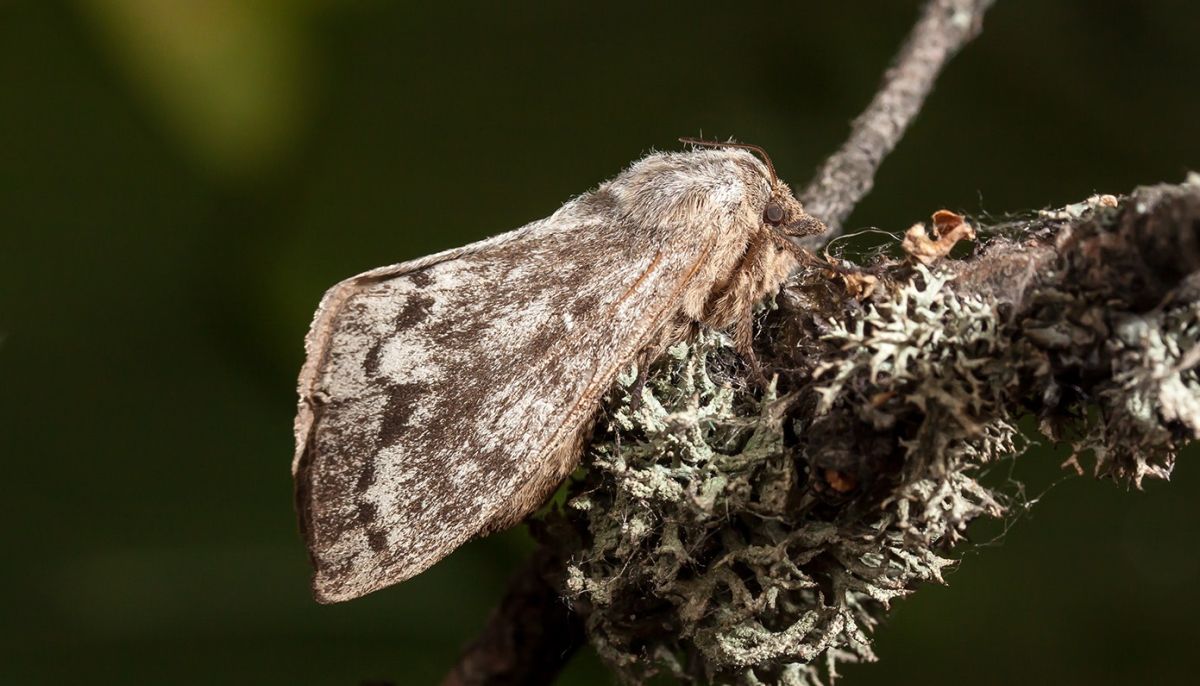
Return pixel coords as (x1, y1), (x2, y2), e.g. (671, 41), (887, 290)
(294, 147), (822, 602)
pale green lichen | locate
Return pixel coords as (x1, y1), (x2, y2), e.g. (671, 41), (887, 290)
(815, 265), (1015, 543)
(548, 195), (1198, 683)
(1070, 300), (1200, 484)
(555, 266), (1021, 684)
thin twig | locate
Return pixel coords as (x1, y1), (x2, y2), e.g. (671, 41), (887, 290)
(800, 0), (996, 239)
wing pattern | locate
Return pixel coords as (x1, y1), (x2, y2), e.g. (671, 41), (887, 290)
(294, 150), (769, 602)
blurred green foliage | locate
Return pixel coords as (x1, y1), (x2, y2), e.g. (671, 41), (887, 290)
(2, 1), (1199, 684)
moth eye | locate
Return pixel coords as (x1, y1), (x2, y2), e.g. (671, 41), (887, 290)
(764, 201), (785, 225)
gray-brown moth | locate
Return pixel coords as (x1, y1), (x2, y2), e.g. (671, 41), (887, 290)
(292, 142), (826, 602)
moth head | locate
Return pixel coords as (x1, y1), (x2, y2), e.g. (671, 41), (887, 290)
(679, 137), (827, 244)
(762, 187), (827, 244)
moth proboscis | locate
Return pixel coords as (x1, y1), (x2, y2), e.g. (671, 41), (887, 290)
(292, 140), (827, 602)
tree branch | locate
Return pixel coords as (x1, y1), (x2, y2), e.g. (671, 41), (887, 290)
(557, 178), (1200, 684)
(800, 0), (995, 238)
(441, 546), (583, 686)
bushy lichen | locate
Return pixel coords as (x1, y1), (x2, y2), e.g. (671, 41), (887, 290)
(813, 265), (1015, 542)
(1069, 297), (1200, 484)
(554, 268), (1019, 684)
(546, 185), (1200, 685)
(562, 330), (863, 684)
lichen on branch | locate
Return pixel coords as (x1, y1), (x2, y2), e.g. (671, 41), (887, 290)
(540, 178), (1200, 685)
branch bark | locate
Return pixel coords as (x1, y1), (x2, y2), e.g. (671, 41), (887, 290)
(495, 179), (1200, 685)
(443, 179), (1200, 680)
(440, 546), (583, 686)
(800, 0), (995, 238)
(773, 182), (1200, 493)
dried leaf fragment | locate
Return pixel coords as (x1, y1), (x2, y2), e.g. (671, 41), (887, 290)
(841, 271), (879, 300)
(821, 255), (879, 300)
(902, 209), (976, 265)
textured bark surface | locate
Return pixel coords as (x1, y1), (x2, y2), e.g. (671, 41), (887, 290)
(773, 182), (1200, 493)
(441, 546), (584, 686)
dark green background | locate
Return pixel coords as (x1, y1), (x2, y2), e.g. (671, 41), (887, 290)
(3, 1), (1198, 684)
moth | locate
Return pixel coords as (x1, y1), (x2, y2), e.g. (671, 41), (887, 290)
(293, 140), (826, 602)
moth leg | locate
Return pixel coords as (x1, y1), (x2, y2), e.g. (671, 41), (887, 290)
(628, 360), (651, 412)
(735, 309), (769, 388)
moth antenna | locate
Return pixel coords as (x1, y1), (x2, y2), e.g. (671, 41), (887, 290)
(679, 137), (778, 186)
